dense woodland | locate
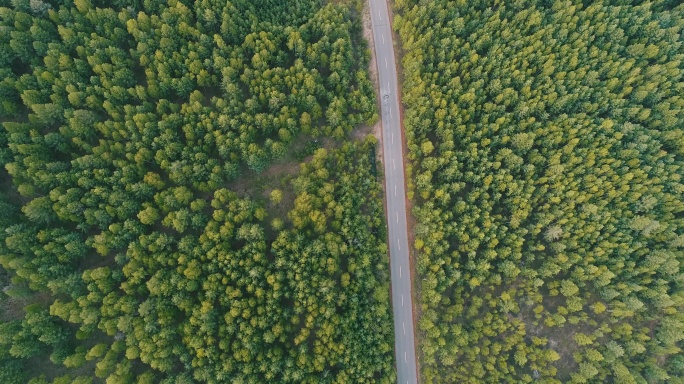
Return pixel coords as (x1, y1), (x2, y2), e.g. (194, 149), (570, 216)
(395, 0), (684, 382)
(0, 0), (396, 382)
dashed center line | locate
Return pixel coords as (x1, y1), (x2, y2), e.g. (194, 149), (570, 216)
(373, 3), (416, 381)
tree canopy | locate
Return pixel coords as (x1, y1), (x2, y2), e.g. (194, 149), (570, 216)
(0, 0), (393, 382)
(395, 0), (684, 382)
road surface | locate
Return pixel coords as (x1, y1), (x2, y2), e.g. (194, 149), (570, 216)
(368, 1), (418, 383)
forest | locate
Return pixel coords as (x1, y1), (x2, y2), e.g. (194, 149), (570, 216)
(394, 0), (684, 382)
(0, 0), (396, 382)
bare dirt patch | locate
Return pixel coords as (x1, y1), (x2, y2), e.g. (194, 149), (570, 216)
(224, 155), (301, 238)
(517, 296), (581, 379)
(0, 290), (53, 323)
(516, 290), (615, 380)
(225, 150), (303, 201)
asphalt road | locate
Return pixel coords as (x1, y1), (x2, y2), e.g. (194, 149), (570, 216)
(368, 1), (418, 383)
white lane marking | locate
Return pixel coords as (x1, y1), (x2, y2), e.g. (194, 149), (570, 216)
(388, 81), (390, 90)
(400, 265), (402, 278)
(378, 10), (381, 20)
(390, 107), (392, 118)
(396, 212), (399, 223)
(385, 57), (388, 68)
(405, 351), (407, 363)
(392, 132), (394, 143)
(398, 238), (401, 250)
(403, 322), (405, 335)
(401, 294), (404, 307)
(394, 184), (397, 196)
(382, 34), (385, 44)
(393, 158), (396, 170)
